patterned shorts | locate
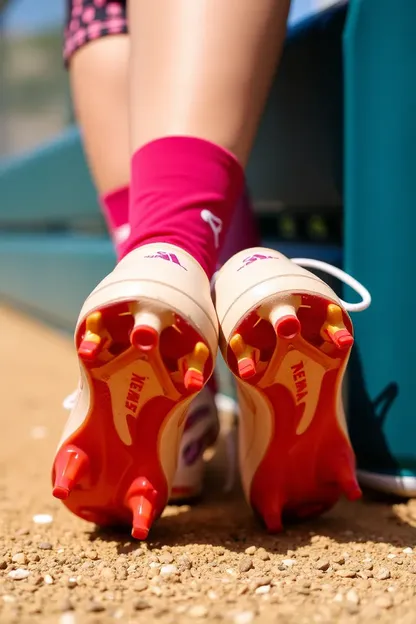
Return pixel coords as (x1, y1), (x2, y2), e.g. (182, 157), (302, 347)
(64, 0), (128, 65)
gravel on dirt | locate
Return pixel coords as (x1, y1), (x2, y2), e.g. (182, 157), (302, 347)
(2, 306), (416, 624)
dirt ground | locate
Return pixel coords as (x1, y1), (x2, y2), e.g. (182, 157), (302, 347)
(1, 305), (416, 624)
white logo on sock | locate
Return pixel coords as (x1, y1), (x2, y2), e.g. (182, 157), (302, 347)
(113, 223), (130, 245)
(201, 209), (223, 249)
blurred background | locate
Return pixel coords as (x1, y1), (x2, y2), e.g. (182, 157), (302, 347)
(0, 0), (336, 159)
(0, 0), (68, 158)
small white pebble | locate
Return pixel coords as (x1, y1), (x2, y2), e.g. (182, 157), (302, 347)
(149, 561), (160, 569)
(403, 547), (413, 555)
(30, 426), (48, 440)
(226, 568), (237, 577)
(151, 586), (163, 596)
(255, 585), (270, 595)
(59, 614), (76, 624)
(57, 548), (65, 554)
(233, 611), (254, 624)
(245, 546), (257, 556)
(207, 590), (218, 600)
(387, 553), (396, 560)
(2, 595), (16, 603)
(67, 577), (78, 588)
(44, 574), (54, 585)
(113, 608), (125, 620)
(282, 559), (296, 567)
(346, 589), (360, 605)
(376, 568), (391, 580)
(32, 514), (53, 525)
(8, 569), (30, 580)
(12, 553), (27, 565)
(188, 605), (208, 618)
(333, 593), (343, 603)
(160, 564), (178, 577)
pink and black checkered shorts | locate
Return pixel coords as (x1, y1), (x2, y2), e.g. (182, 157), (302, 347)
(64, 0), (128, 65)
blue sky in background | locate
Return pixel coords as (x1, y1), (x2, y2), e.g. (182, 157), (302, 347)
(4, 0), (65, 33)
(4, 0), (339, 34)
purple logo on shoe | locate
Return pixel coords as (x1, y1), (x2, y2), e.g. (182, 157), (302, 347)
(144, 251), (187, 270)
(237, 253), (279, 271)
(183, 438), (205, 466)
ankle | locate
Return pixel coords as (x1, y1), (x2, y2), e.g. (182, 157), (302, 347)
(123, 136), (244, 278)
(100, 185), (130, 260)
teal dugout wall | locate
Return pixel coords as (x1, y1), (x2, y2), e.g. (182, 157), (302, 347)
(343, 0), (416, 484)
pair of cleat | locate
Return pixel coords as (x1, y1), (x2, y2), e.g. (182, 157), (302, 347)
(52, 244), (370, 539)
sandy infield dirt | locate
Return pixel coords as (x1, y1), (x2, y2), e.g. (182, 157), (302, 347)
(1, 305), (416, 624)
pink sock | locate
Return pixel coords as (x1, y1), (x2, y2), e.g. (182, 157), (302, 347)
(101, 183), (258, 268)
(100, 186), (130, 260)
(219, 187), (260, 267)
(123, 137), (245, 278)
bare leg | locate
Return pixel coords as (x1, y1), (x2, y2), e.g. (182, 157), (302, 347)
(70, 36), (130, 194)
(129, 0), (291, 165)
(70, 32), (260, 258)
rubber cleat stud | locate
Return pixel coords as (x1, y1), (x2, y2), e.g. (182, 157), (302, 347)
(130, 324), (159, 352)
(331, 457), (362, 501)
(183, 342), (209, 391)
(269, 303), (301, 340)
(130, 309), (162, 352)
(229, 334), (257, 379)
(321, 304), (354, 350)
(341, 477), (362, 501)
(78, 311), (105, 361)
(237, 357), (257, 380)
(275, 315), (301, 339)
(184, 369), (204, 392)
(125, 477), (158, 541)
(259, 498), (284, 533)
(331, 329), (354, 350)
(52, 444), (89, 500)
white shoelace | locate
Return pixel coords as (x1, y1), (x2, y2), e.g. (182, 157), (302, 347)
(290, 258), (371, 312)
(63, 258), (371, 494)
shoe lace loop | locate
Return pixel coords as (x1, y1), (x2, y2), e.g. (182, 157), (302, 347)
(291, 258), (371, 313)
